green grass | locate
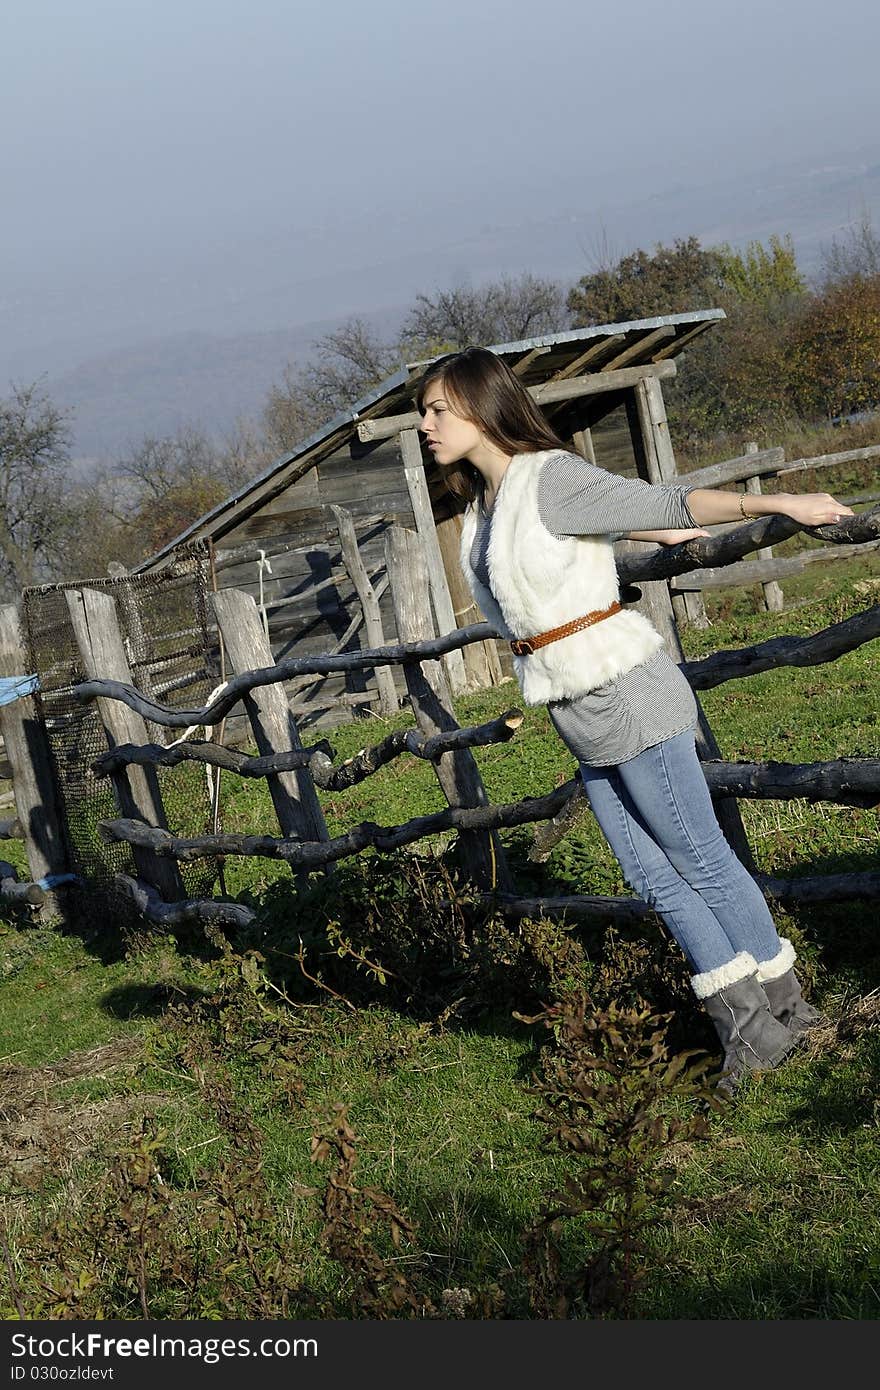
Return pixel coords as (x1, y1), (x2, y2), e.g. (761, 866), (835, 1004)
(1, 565), (879, 1319)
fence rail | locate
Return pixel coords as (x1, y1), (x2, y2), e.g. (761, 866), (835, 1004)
(1, 472), (878, 934)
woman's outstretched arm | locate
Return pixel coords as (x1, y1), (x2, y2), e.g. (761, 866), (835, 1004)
(685, 488), (854, 527)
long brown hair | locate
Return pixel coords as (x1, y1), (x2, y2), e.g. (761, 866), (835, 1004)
(415, 347), (568, 505)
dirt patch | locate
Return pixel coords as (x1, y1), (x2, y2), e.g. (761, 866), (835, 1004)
(0, 1035), (172, 1185)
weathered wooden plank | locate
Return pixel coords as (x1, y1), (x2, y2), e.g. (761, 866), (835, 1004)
(213, 514), (390, 571)
(670, 537), (880, 589)
(65, 589), (184, 902)
(435, 510), (504, 691)
(635, 375), (708, 629)
(651, 319), (716, 361)
(572, 426), (597, 464)
(602, 325), (676, 371)
(777, 443), (880, 478)
(628, 382), (755, 871)
(399, 429), (467, 694)
(549, 335), (627, 381)
(357, 361), (678, 441)
(0, 605), (70, 920)
(211, 589), (330, 860)
(744, 440), (785, 612)
(385, 525), (513, 892)
(229, 493), (410, 543)
(330, 505), (398, 715)
(682, 447), (787, 490)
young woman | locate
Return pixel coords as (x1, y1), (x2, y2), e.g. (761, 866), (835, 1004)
(417, 346), (850, 1093)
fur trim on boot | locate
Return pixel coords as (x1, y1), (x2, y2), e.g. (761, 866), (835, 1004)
(757, 939), (828, 1034)
(697, 969), (801, 1096)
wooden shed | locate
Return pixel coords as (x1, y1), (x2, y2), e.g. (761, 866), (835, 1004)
(134, 309), (725, 732)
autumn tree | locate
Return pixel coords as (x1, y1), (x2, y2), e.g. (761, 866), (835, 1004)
(666, 234), (808, 443)
(784, 272), (880, 421)
(567, 236), (725, 327)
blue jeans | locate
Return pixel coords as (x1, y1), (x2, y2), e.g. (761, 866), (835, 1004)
(579, 729), (782, 977)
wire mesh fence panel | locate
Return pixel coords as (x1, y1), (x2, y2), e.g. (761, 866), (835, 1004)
(21, 546), (220, 931)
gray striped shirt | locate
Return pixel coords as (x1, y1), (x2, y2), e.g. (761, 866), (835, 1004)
(470, 451), (699, 766)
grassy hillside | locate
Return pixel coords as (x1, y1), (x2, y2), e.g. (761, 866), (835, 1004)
(1, 557), (879, 1320)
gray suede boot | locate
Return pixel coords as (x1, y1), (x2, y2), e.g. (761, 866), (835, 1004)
(692, 952), (801, 1096)
(757, 938), (828, 1036)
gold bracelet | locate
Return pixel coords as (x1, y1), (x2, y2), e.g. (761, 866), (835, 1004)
(739, 494), (755, 520)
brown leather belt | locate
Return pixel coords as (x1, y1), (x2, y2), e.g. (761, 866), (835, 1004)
(509, 601), (622, 656)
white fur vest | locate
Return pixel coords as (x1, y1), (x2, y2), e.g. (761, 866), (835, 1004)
(459, 450), (665, 705)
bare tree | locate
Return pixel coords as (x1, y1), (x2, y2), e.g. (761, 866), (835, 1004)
(402, 273), (568, 353)
(298, 318), (402, 417)
(820, 210), (880, 287)
(261, 363), (324, 454)
(0, 380), (73, 595)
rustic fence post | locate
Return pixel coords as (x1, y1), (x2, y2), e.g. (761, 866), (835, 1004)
(624, 383), (756, 872)
(66, 588), (185, 902)
(385, 525), (514, 893)
(744, 441), (785, 613)
(434, 513), (505, 692)
(398, 427), (469, 696)
(211, 589), (330, 881)
(631, 376), (710, 630)
(0, 603), (70, 921)
(329, 504), (399, 716)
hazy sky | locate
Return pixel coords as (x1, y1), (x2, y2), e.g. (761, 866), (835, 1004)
(4, 0), (880, 383)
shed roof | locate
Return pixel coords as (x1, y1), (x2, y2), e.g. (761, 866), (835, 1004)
(135, 308), (725, 573)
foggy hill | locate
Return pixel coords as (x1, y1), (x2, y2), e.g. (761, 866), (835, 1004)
(35, 147), (880, 462)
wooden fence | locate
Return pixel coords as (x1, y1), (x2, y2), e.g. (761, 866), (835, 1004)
(675, 440), (880, 624)
(2, 499), (877, 932)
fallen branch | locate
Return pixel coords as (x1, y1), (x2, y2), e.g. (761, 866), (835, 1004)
(0, 860), (45, 907)
(616, 505), (880, 587)
(72, 623), (498, 728)
(113, 874), (256, 928)
(98, 780), (578, 866)
(701, 757), (880, 807)
(682, 603), (880, 689)
(92, 710), (525, 790)
(478, 869), (880, 923)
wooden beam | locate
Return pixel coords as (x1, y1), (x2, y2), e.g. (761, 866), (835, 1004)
(399, 428), (467, 694)
(329, 504), (398, 716)
(65, 589), (184, 902)
(531, 359), (678, 404)
(511, 346), (551, 375)
(651, 318), (716, 360)
(356, 360), (678, 441)
(384, 525), (514, 893)
(549, 335), (627, 380)
(744, 442), (784, 612)
(627, 383), (755, 872)
(601, 325), (676, 371)
(635, 376), (709, 629)
(211, 589), (330, 869)
(0, 605), (69, 921)
(669, 537), (880, 589)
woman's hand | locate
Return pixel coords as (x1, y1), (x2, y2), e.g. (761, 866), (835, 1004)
(775, 492), (855, 526)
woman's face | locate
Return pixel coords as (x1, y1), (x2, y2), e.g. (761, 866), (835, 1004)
(418, 381), (484, 467)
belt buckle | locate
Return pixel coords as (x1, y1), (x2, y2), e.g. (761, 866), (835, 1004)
(510, 638), (534, 656)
